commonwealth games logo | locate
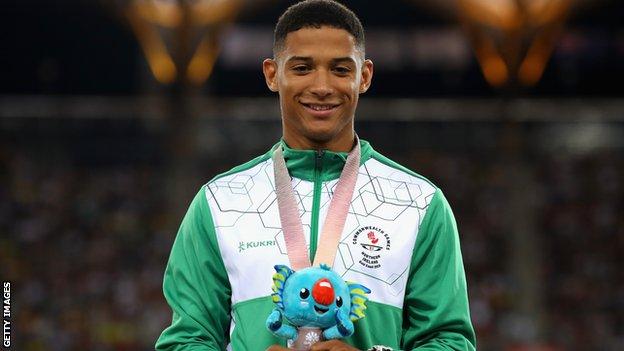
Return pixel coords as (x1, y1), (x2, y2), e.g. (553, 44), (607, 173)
(352, 226), (390, 269)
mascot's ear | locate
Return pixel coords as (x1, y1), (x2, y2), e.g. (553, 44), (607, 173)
(271, 265), (295, 310)
(347, 282), (371, 322)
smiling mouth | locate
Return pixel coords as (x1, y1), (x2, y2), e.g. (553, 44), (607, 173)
(301, 103), (340, 111)
(314, 305), (329, 314)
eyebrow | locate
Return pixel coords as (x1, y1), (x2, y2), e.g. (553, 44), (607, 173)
(285, 56), (313, 64)
(331, 57), (357, 65)
(285, 56), (357, 65)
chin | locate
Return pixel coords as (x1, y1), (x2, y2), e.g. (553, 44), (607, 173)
(302, 123), (345, 144)
(305, 133), (345, 149)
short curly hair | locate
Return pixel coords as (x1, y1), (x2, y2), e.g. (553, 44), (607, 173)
(273, 0), (365, 58)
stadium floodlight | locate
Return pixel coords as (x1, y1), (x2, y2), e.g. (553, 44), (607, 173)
(407, 0), (610, 88)
(457, 0), (573, 87)
(114, 0), (243, 85)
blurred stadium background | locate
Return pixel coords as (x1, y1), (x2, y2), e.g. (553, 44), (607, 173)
(1, 0), (623, 350)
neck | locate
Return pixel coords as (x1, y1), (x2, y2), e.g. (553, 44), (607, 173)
(283, 130), (355, 153)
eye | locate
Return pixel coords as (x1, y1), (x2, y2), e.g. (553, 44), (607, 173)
(292, 65), (310, 74)
(299, 288), (310, 299)
(336, 296), (343, 307)
(333, 66), (351, 75)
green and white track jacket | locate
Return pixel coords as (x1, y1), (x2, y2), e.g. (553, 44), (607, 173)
(156, 140), (476, 351)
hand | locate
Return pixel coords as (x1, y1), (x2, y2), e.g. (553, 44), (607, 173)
(310, 340), (360, 351)
(267, 309), (283, 331)
(334, 308), (353, 337)
(265, 345), (289, 351)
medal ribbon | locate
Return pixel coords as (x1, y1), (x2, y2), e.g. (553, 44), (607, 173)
(273, 137), (361, 271)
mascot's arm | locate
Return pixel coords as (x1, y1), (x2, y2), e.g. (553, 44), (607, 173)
(266, 308), (298, 340)
(323, 308), (354, 340)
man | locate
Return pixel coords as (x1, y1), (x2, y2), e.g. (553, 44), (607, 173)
(156, 1), (476, 350)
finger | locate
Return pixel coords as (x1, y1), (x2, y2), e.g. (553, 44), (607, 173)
(311, 340), (356, 351)
(310, 340), (333, 350)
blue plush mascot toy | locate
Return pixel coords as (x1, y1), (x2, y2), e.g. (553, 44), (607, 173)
(266, 264), (371, 342)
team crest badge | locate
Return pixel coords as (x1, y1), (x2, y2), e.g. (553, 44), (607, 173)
(352, 226), (390, 269)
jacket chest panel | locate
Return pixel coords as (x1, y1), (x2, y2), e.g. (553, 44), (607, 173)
(206, 159), (435, 309)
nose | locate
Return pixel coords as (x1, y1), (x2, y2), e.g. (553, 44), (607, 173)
(309, 70), (334, 98)
(312, 278), (335, 306)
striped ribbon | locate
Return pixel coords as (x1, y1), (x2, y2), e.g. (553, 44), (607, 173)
(272, 137), (361, 271)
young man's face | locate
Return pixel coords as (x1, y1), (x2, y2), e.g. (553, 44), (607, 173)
(263, 26), (373, 149)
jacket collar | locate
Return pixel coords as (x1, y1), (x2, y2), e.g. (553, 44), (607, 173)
(270, 138), (373, 182)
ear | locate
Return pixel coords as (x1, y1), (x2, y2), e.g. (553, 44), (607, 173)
(347, 281), (371, 321)
(263, 58), (279, 92)
(271, 265), (294, 310)
(359, 59), (374, 94)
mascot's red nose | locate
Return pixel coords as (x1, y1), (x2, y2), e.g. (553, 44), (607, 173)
(312, 278), (335, 305)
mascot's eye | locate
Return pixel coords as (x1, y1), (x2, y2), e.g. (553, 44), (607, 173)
(336, 296), (343, 307)
(299, 288), (310, 299)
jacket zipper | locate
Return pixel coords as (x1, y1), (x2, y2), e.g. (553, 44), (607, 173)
(309, 149), (324, 261)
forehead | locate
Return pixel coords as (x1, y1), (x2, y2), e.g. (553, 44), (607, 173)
(281, 26), (360, 60)
(284, 268), (349, 294)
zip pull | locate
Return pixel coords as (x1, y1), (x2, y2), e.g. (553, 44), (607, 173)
(315, 149), (325, 170)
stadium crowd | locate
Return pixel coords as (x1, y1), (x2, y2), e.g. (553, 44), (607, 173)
(1, 125), (623, 350)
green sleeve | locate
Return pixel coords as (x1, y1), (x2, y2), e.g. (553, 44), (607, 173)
(401, 188), (477, 351)
(156, 186), (232, 351)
